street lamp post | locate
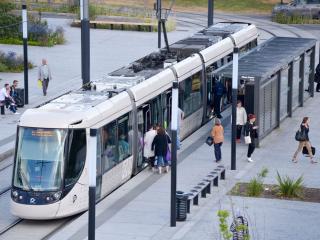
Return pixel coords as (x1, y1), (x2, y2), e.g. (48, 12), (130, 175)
(157, 0), (162, 48)
(22, 4), (29, 105)
(88, 129), (97, 240)
(208, 0), (214, 27)
(170, 80), (179, 227)
(231, 47), (239, 170)
(81, 0), (90, 86)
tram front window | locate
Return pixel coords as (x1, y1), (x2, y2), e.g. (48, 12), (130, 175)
(13, 128), (67, 191)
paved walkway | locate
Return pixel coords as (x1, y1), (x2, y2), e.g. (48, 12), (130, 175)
(46, 92), (320, 240)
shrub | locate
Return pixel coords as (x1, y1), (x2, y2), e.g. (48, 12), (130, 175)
(217, 210), (233, 240)
(0, 51), (34, 73)
(246, 168), (268, 197)
(0, 8), (65, 47)
(276, 172), (304, 198)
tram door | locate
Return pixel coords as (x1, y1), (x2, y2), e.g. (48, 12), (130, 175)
(163, 91), (172, 130)
(136, 105), (151, 169)
(206, 67), (214, 118)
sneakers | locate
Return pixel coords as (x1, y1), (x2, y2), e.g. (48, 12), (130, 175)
(14, 112), (20, 115)
(247, 157), (254, 162)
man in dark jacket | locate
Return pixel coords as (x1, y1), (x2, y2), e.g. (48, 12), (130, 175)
(213, 78), (226, 119)
(152, 127), (171, 174)
(315, 63), (320, 92)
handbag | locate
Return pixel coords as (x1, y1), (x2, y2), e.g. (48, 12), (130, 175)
(206, 136), (214, 146)
(295, 129), (306, 141)
(244, 136), (251, 144)
(37, 79), (42, 88)
(302, 146), (316, 156)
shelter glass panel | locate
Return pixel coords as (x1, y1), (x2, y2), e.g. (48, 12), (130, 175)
(292, 60), (300, 109)
(280, 67), (289, 120)
(271, 77), (278, 127)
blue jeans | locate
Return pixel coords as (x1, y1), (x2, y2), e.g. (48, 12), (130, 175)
(214, 142), (222, 161)
(155, 156), (165, 167)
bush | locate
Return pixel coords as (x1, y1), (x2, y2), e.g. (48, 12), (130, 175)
(0, 51), (34, 73)
(0, 6), (65, 47)
(246, 168), (268, 197)
(276, 172), (304, 198)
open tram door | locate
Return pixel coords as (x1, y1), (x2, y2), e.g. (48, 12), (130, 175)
(136, 104), (151, 170)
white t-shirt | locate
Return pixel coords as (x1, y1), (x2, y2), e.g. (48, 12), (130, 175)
(0, 88), (8, 101)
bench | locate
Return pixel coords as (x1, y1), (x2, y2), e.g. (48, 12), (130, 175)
(185, 166), (226, 214)
(72, 20), (156, 32)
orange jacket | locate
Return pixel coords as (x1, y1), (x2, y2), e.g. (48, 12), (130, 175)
(211, 125), (224, 144)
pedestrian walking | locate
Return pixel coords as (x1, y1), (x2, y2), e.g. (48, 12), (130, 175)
(292, 117), (317, 163)
(152, 127), (171, 174)
(315, 63), (320, 92)
(236, 100), (247, 143)
(10, 80), (23, 107)
(38, 59), (52, 96)
(144, 125), (157, 170)
(211, 118), (224, 163)
(244, 114), (258, 162)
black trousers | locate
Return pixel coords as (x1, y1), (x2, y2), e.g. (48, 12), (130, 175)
(236, 125), (243, 139)
(247, 142), (255, 158)
(42, 78), (49, 95)
(214, 95), (222, 116)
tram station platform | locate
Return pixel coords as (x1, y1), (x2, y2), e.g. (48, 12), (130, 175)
(46, 92), (320, 240)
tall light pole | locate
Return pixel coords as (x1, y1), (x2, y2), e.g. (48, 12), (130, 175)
(81, 0), (90, 86)
(22, 4), (28, 104)
(157, 0), (162, 48)
(231, 47), (239, 170)
(208, 0), (214, 27)
(170, 80), (178, 227)
(88, 129), (97, 240)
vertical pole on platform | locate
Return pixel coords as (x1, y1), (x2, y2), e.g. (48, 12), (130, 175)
(81, 0), (90, 86)
(157, 0), (162, 48)
(208, 0), (214, 27)
(170, 80), (178, 227)
(22, 4), (28, 105)
(88, 129), (97, 240)
(231, 47), (239, 171)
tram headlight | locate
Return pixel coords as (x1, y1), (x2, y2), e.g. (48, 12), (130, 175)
(12, 190), (18, 198)
(53, 191), (62, 200)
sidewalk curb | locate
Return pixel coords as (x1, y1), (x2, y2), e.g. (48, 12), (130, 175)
(0, 141), (15, 162)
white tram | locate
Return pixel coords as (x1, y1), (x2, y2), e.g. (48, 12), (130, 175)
(11, 22), (258, 219)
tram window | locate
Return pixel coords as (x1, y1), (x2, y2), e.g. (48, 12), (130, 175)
(65, 129), (86, 187)
(179, 72), (202, 117)
(118, 114), (131, 161)
(102, 121), (117, 172)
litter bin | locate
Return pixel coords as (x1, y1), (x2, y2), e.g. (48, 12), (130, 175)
(176, 191), (188, 221)
(15, 88), (25, 107)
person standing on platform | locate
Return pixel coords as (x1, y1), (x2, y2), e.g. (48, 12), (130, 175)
(177, 107), (184, 149)
(315, 63), (320, 92)
(244, 114), (258, 162)
(38, 59), (52, 96)
(144, 125), (157, 171)
(152, 127), (171, 174)
(211, 118), (224, 163)
(236, 100), (247, 143)
(213, 78), (226, 119)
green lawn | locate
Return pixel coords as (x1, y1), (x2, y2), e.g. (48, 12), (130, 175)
(174, 0), (275, 12)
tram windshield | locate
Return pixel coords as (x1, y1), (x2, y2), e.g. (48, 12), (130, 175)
(13, 127), (67, 191)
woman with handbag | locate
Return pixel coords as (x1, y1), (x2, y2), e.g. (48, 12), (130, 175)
(292, 117), (317, 163)
(211, 118), (224, 163)
(244, 114), (258, 162)
(152, 127), (171, 174)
